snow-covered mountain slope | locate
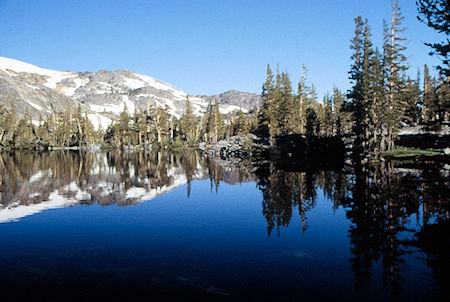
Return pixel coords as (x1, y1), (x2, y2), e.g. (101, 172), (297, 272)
(0, 56), (253, 129)
(0, 57), (112, 130)
(0, 56), (77, 89)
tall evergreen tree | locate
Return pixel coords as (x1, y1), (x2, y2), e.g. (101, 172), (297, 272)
(417, 0), (450, 76)
(361, 19), (376, 151)
(347, 16), (367, 159)
(332, 87), (350, 136)
(116, 105), (131, 147)
(422, 64), (439, 122)
(296, 65), (309, 133)
(383, 0), (408, 149)
(305, 107), (319, 136)
(278, 71), (296, 135)
(370, 48), (389, 152)
(436, 74), (450, 122)
(213, 99), (223, 142)
(322, 93), (333, 136)
(258, 64), (275, 137)
(180, 96), (197, 144)
(399, 77), (421, 125)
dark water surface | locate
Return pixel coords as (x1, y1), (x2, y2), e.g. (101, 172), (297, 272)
(0, 151), (448, 301)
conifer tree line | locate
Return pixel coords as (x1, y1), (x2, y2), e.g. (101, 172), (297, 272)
(255, 0), (448, 157)
(0, 104), (99, 149)
(346, 0), (449, 158)
(102, 97), (258, 149)
(0, 97), (257, 149)
(256, 64), (352, 141)
(255, 56), (406, 145)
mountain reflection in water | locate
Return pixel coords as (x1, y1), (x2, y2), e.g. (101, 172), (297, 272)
(0, 151), (254, 220)
(0, 150), (448, 301)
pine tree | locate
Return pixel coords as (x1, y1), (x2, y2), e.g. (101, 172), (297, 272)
(437, 75), (450, 122)
(213, 99), (223, 143)
(296, 65), (309, 133)
(370, 48), (389, 152)
(278, 71), (295, 135)
(73, 104), (85, 147)
(180, 96), (197, 144)
(422, 64), (439, 122)
(361, 19), (377, 151)
(399, 77), (421, 125)
(417, 0), (450, 76)
(154, 106), (171, 145)
(417, 0), (450, 124)
(332, 87), (350, 136)
(258, 64), (275, 137)
(82, 113), (96, 145)
(383, 0), (408, 149)
(203, 100), (215, 142)
(347, 16), (366, 159)
(322, 93), (333, 136)
(12, 109), (36, 148)
(232, 108), (250, 135)
(136, 109), (146, 145)
(115, 104), (131, 147)
(305, 107), (319, 136)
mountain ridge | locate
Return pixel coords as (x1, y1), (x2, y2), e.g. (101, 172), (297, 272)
(0, 56), (261, 130)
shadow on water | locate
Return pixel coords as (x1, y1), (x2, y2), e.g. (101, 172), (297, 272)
(0, 150), (448, 301)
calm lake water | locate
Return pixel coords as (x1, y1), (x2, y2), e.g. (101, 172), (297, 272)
(0, 151), (448, 301)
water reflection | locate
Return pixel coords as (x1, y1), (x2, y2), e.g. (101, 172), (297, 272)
(255, 158), (448, 299)
(0, 151), (256, 222)
(0, 151), (448, 299)
(254, 161), (350, 235)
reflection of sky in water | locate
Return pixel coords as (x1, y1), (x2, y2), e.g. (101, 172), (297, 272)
(0, 178), (440, 300)
(0, 151), (448, 300)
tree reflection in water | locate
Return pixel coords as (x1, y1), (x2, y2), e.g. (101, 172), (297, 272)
(252, 157), (448, 299)
(0, 151), (448, 299)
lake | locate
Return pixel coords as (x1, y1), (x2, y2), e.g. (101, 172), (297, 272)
(0, 151), (448, 301)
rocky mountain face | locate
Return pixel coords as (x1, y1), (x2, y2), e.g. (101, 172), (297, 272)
(198, 90), (261, 111)
(0, 57), (258, 130)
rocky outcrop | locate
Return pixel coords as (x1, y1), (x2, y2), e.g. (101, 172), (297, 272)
(200, 134), (257, 159)
(397, 123), (450, 151)
(197, 90), (262, 111)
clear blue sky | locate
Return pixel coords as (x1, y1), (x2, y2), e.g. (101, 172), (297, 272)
(0, 0), (443, 98)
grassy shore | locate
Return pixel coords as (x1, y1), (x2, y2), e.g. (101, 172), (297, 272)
(382, 147), (442, 158)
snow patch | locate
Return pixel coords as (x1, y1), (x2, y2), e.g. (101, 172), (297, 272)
(29, 171), (46, 183)
(124, 78), (146, 89)
(123, 95), (135, 113)
(0, 189), (77, 224)
(31, 120), (45, 126)
(125, 187), (147, 199)
(60, 77), (89, 96)
(26, 84), (39, 90)
(61, 87), (78, 96)
(89, 103), (124, 115)
(25, 100), (44, 111)
(135, 73), (187, 98)
(87, 113), (112, 131)
(0, 56), (77, 89)
(219, 104), (246, 115)
(126, 173), (187, 202)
